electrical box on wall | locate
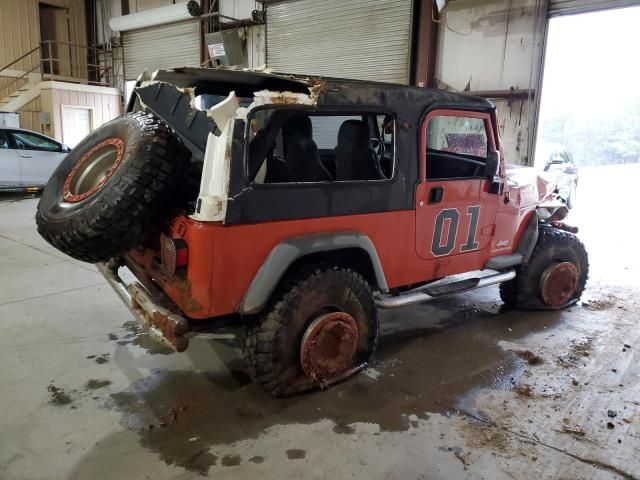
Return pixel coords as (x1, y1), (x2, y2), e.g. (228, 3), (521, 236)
(0, 112), (19, 128)
(205, 30), (245, 66)
(39, 112), (51, 126)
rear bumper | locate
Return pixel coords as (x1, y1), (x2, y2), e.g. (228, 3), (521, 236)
(97, 259), (190, 352)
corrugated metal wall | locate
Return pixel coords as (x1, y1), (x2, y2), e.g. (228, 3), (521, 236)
(0, 1), (39, 70)
(122, 20), (200, 80)
(549, 0), (640, 16)
(0, 0), (87, 69)
(0, 0), (90, 134)
(17, 97), (44, 134)
(266, 0), (413, 83)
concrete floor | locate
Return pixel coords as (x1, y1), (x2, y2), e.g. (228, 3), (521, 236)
(1, 165), (639, 480)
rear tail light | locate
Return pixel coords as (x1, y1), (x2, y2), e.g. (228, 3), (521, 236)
(160, 234), (188, 276)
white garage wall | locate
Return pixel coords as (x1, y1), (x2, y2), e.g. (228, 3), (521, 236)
(242, 25), (266, 68)
(435, 0), (547, 165)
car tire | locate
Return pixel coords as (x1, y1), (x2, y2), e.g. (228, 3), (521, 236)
(36, 111), (191, 263)
(499, 224), (588, 310)
(243, 266), (379, 397)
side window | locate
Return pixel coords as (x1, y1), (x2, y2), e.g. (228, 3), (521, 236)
(247, 109), (394, 184)
(11, 131), (61, 152)
(426, 115), (488, 180)
(0, 131), (9, 149)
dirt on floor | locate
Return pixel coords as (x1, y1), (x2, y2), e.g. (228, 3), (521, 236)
(1, 165), (640, 480)
(79, 286), (636, 478)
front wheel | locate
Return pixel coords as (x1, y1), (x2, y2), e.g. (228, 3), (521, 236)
(500, 224), (589, 310)
(243, 267), (379, 397)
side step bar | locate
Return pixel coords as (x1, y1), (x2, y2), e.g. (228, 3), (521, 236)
(97, 261), (189, 352)
(375, 270), (516, 309)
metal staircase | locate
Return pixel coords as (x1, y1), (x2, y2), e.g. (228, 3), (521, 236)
(0, 41), (119, 114)
(0, 45), (43, 112)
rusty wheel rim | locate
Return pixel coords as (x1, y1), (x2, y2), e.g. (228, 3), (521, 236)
(63, 138), (125, 203)
(300, 312), (359, 380)
(540, 261), (579, 307)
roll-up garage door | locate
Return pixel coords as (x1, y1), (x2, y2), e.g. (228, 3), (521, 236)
(549, 0), (640, 16)
(266, 0), (413, 84)
(122, 20), (200, 80)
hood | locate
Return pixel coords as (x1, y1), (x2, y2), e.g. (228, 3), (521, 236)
(505, 164), (557, 208)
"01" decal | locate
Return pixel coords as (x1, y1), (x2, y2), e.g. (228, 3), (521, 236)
(431, 206), (481, 256)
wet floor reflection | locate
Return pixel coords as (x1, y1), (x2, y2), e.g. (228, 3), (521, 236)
(106, 296), (565, 473)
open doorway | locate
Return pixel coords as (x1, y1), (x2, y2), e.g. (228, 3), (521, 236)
(39, 3), (72, 77)
(535, 5), (640, 285)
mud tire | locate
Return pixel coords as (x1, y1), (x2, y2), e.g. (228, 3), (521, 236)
(243, 267), (379, 397)
(499, 224), (589, 310)
(36, 111), (191, 263)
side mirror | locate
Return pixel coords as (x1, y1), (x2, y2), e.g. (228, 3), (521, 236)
(61, 144), (71, 153)
(485, 150), (500, 178)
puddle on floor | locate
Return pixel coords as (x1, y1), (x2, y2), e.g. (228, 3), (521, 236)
(110, 321), (174, 355)
(105, 297), (567, 474)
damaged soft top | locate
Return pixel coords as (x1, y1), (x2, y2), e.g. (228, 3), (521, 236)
(128, 67), (497, 223)
(129, 68), (325, 161)
(134, 66), (494, 113)
(151, 67), (314, 98)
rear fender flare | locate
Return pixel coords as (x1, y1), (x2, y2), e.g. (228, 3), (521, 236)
(238, 232), (389, 314)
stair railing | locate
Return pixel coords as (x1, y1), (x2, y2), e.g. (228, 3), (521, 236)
(0, 41), (120, 104)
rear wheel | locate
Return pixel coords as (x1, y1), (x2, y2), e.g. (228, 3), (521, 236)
(243, 267), (379, 397)
(499, 224), (588, 310)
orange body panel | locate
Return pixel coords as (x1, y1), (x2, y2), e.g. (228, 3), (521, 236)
(135, 194), (529, 321)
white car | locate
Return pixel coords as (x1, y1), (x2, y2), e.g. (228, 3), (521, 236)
(0, 127), (70, 190)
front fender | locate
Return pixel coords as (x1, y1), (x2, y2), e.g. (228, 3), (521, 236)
(536, 198), (569, 222)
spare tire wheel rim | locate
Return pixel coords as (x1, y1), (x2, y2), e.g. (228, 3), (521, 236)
(540, 261), (579, 307)
(63, 138), (125, 203)
(300, 311), (359, 380)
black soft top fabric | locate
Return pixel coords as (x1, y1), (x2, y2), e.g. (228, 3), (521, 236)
(151, 67), (496, 225)
(153, 67), (494, 120)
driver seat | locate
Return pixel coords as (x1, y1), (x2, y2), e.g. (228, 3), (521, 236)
(334, 120), (385, 181)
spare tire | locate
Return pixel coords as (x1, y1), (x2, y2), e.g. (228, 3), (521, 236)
(36, 111), (191, 263)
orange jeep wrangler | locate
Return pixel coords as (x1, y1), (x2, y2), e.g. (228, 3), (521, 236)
(37, 68), (588, 397)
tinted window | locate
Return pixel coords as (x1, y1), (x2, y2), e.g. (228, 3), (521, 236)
(11, 131), (60, 152)
(247, 110), (394, 184)
(426, 115), (488, 180)
(0, 131), (9, 149)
